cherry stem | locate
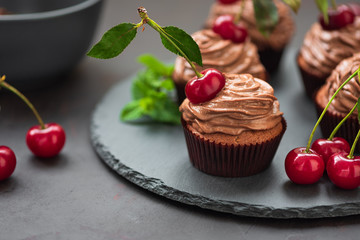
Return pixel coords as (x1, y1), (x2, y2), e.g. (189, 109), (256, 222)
(137, 7), (203, 78)
(234, 0), (245, 24)
(0, 75), (46, 129)
(305, 68), (360, 152)
(331, 0), (337, 9)
(348, 129), (360, 159)
(328, 102), (357, 140)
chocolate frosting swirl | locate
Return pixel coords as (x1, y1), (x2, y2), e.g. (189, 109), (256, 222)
(179, 73), (283, 135)
(205, 0), (295, 51)
(300, 17), (360, 79)
(172, 29), (266, 85)
(317, 53), (360, 116)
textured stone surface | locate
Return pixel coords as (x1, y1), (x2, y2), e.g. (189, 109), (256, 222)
(90, 49), (360, 219)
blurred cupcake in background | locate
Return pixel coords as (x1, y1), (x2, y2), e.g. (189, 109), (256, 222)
(297, 3), (360, 98)
(205, 0), (295, 73)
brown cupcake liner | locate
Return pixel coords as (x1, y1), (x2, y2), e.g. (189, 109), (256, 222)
(258, 48), (284, 74)
(181, 118), (287, 177)
(296, 54), (326, 99)
(315, 101), (360, 152)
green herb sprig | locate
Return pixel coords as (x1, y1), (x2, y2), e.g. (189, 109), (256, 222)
(120, 54), (180, 125)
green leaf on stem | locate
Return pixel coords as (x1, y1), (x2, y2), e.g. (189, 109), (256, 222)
(253, 0), (279, 37)
(87, 23), (138, 59)
(357, 97), (360, 125)
(315, 0), (329, 24)
(282, 0), (301, 13)
(121, 100), (144, 121)
(159, 26), (202, 67)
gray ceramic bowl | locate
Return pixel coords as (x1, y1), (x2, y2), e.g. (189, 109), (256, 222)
(0, 0), (103, 89)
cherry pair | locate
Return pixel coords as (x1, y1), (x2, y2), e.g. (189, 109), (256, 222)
(285, 138), (360, 190)
(319, 3), (360, 30)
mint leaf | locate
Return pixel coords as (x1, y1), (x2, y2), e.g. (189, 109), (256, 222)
(358, 97), (360, 125)
(121, 100), (144, 121)
(282, 0), (301, 13)
(159, 26), (203, 67)
(87, 23), (138, 59)
(315, 0), (328, 24)
(253, 0), (279, 37)
(121, 54), (180, 125)
(138, 54), (173, 77)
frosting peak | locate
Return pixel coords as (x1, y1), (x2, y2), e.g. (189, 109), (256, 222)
(180, 74), (283, 135)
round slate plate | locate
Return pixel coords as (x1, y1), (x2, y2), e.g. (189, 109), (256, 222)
(90, 49), (360, 219)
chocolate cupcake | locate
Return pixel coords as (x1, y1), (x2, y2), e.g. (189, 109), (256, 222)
(172, 29), (266, 104)
(298, 17), (360, 98)
(205, 0), (295, 73)
(179, 73), (286, 177)
(314, 53), (360, 150)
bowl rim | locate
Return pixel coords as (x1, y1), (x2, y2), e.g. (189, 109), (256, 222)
(0, 0), (102, 21)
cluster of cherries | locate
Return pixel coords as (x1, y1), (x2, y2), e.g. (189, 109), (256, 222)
(0, 77), (66, 181)
(319, 3), (360, 30)
(285, 137), (359, 190)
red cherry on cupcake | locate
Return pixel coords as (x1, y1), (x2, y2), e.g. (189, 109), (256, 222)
(348, 3), (360, 16)
(311, 137), (351, 165)
(26, 123), (66, 158)
(285, 147), (325, 184)
(212, 15), (248, 43)
(0, 146), (16, 181)
(218, 0), (238, 4)
(185, 68), (225, 104)
(326, 152), (360, 190)
(319, 4), (355, 30)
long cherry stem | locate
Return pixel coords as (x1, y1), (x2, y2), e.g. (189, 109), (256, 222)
(137, 7), (203, 78)
(328, 102), (357, 140)
(305, 68), (360, 152)
(348, 129), (360, 159)
(0, 75), (45, 129)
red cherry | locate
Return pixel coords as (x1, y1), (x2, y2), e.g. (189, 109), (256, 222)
(285, 147), (325, 184)
(26, 123), (66, 158)
(311, 137), (351, 165)
(212, 15), (248, 43)
(326, 152), (360, 190)
(218, 0), (238, 4)
(319, 4), (355, 30)
(348, 3), (360, 16)
(185, 68), (225, 104)
(0, 146), (16, 181)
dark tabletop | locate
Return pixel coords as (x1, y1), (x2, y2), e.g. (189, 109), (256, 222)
(2, 0), (360, 239)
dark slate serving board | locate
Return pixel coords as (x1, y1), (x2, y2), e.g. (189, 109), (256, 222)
(90, 49), (360, 219)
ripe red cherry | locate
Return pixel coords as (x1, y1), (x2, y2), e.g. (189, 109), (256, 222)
(326, 152), (360, 190)
(212, 15), (248, 43)
(26, 123), (66, 158)
(285, 147), (325, 184)
(348, 3), (360, 16)
(0, 146), (16, 181)
(311, 137), (351, 165)
(218, 0), (238, 4)
(319, 4), (355, 30)
(185, 68), (225, 104)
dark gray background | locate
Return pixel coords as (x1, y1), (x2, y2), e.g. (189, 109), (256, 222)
(2, 0), (360, 239)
